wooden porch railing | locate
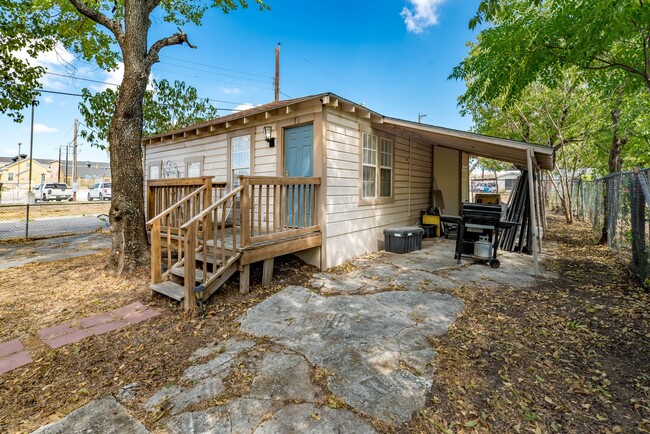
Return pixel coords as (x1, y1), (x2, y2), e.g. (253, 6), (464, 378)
(146, 176), (226, 221)
(180, 186), (244, 310)
(146, 185), (210, 286)
(148, 176), (321, 312)
(239, 176), (321, 246)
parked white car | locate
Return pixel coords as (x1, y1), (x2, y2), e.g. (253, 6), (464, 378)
(88, 181), (112, 201)
(33, 183), (73, 202)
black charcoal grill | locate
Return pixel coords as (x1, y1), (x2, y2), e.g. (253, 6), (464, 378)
(454, 203), (516, 268)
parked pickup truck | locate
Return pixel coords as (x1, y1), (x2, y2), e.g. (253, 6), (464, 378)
(33, 183), (73, 202)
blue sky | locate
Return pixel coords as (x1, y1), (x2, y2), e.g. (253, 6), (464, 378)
(2, 0), (480, 163)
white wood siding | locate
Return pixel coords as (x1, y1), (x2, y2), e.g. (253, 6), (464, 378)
(145, 134), (228, 182)
(323, 108), (432, 268)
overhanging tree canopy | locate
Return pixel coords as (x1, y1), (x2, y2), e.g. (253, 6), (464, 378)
(2, 0), (267, 273)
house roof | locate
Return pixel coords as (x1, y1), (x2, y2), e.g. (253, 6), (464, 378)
(144, 92), (554, 171)
(0, 157), (53, 168)
(0, 158), (51, 171)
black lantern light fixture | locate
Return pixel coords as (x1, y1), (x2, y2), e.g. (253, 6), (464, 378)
(264, 126), (275, 147)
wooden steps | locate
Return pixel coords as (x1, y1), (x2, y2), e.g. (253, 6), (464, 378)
(169, 267), (213, 283)
(150, 281), (184, 301)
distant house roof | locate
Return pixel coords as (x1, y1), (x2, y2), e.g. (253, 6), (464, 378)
(143, 92), (554, 170)
(0, 157), (53, 168)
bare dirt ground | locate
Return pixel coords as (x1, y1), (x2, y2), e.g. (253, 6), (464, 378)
(409, 214), (650, 433)
(0, 214), (648, 433)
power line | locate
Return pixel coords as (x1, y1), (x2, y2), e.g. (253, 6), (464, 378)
(152, 67), (274, 92)
(37, 89), (83, 97)
(45, 71), (119, 87)
(159, 54), (270, 79)
(159, 61), (273, 84)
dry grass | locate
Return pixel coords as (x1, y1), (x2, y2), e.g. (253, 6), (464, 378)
(1, 215), (648, 433)
(409, 214), (650, 433)
(0, 252), (317, 433)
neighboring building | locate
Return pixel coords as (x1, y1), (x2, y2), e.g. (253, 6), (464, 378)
(143, 92), (554, 270)
(0, 158), (51, 187)
(49, 160), (111, 186)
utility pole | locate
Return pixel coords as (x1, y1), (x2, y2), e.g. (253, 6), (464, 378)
(274, 43), (280, 101)
(65, 144), (69, 185)
(17, 142), (22, 188)
(418, 113), (427, 123)
(58, 146), (62, 182)
(72, 118), (78, 200)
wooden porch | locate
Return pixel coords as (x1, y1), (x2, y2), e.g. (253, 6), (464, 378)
(146, 176), (321, 312)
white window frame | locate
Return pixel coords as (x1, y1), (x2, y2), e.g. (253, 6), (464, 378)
(359, 132), (394, 205)
(147, 161), (161, 180)
(184, 156), (203, 178)
(230, 134), (251, 189)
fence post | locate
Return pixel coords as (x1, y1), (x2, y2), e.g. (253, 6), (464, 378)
(25, 203), (30, 239)
(632, 169), (649, 281)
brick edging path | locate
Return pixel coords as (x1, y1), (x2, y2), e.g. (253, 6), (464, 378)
(0, 301), (159, 375)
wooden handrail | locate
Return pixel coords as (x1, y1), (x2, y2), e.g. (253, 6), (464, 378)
(146, 185), (206, 227)
(181, 186), (244, 231)
(243, 176), (321, 186)
(147, 176), (214, 187)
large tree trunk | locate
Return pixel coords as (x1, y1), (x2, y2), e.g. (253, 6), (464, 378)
(107, 3), (151, 273)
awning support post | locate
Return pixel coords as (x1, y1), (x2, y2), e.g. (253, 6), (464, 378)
(527, 148), (540, 276)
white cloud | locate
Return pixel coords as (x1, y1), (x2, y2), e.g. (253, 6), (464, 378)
(42, 95), (54, 104)
(401, 0), (446, 34)
(33, 124), (58, 133)
(234, 103), (255, 112)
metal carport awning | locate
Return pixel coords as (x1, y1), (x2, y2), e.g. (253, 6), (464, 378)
(381, 117), (554, 170)
(380, 117), (555, 277)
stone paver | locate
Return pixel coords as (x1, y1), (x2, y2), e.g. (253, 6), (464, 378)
(239, 285), (463, 424)
(31, 396), (148, 434)
(112, 301), (147, 318)
(254, 403), (377, 434)
(31, 237), (552, 432)
(0, 351), (32, 374)
(36, 303), (160, 349)
(87, 320), (128, 336)
(43, 329), (93, 349)
(0, 338), (25, 357)
(121, 309), (160, 325)
(79, 313), (115, 328)
(0, 338), (32, 374)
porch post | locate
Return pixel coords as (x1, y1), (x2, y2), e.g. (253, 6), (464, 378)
(527, 148), (539, 276)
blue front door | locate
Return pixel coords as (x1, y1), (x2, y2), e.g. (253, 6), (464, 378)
(284, 124), (313, 227)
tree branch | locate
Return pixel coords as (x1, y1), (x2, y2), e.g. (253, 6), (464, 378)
(67, 0), (124, 46)
(147, 0), (162, 14)
(146, 28), (197, 68)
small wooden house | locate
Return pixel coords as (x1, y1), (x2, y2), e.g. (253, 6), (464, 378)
(143, 93), (554, 310)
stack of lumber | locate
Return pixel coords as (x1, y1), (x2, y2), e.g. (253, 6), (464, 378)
(500, 170), (532, 253)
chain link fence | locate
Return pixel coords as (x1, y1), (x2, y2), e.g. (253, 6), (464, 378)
(567, 168), (650, 286)
(0, 201), (111, 240)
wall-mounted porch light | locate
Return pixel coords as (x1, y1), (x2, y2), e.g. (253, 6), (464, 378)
(264, 126), (275, 147)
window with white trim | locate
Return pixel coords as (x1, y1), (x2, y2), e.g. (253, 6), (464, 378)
(362, 133), (377, 199)
(149, 164), (160, 180)
(361, 132), (393, 200)
(379, 138), (393, 197)
(185, 157), (203, 178)
(231, 135), (250, 188)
